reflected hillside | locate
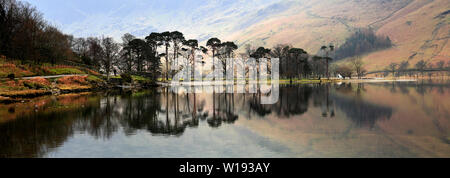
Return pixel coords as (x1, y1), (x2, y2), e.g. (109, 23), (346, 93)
(244, 83), (393, 128)
(237, 82), (450, 157)
(0, 93), (101, 157)
(332, 83), (393, 128)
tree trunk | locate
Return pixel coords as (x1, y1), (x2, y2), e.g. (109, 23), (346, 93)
(165, 45), (169, 81)
(174, 44), (177, 67)
(224, 58), (227, 78)
(192, 48), (195, 81)
(213, 50), (215, 81)
(326, 59), (329, 79)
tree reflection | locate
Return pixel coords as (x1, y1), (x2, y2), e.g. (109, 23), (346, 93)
(0, 89), (212, 157)
(207, 86), (239, 128)
(311, 83), (336, 118)
(244, 83), (393, 128)
(333, 83), (393, 128)
(0, 82), (429, 157)
(0, 94), (101, 157)
(244, 84), (316, 118)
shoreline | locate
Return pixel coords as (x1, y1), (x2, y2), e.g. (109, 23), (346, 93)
(1, 77), (445, 103)
(0, 82), (157, 104)
(158, 78), (420, 86)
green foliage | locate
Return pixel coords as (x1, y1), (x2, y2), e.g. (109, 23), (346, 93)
(131, 91), (152, 97)
(48, 68), (85, 75)
(131, 75), (150, 82)
(251, 47), (271, 58)
(23, 81), (49, 90)
(207, 38), (222, 50)
(86, 75), (103, 82)
(22, 82), (34, 89)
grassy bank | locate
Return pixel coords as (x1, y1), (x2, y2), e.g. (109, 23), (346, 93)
(0, 58), (110, 101)
(0, 75), (105, 99)
(0, 58), (100, 78)
(0, 64), (156, 102)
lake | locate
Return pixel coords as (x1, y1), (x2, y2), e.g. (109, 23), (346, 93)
(1, 80), (449, 158)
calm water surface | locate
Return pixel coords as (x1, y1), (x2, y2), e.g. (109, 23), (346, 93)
(1, 80), (449, 158)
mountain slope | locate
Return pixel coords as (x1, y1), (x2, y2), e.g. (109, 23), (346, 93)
(229, 0), (450, 71)
(229, 0), (414, 52)
(27, 0), (449, 71)
(40, 0), (289, 41)
(364, 0), (450, 71)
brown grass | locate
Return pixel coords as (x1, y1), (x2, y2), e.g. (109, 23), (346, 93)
(57, 76), (89, 85)
(56, 76), (92, 91)
(0, 62), (35, 77)
(1, 77), (51, 91)
(57, 85), (91, 90)
(22, 77), (51, 88)
(230, 0), (449, 71)
(0, 58), (101, 78)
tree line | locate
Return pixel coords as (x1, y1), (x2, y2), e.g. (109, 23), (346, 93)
(74, 34), (343, 82)
(384, 59), (450, 78)
(243, 44), (336, 81)
(0, 0), (73, 65)
(1, 0), (380, 82)
(334, 28), (392, 60)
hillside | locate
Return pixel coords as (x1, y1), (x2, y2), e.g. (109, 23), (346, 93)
(363, 0), (450, 71)
(229, 0), (450, 71)
(24, 0), (450, 72)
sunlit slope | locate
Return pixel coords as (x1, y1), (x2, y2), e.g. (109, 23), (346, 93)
(230, 0), (413, 52)
(230, 0), (449, 71)
(364, 0), (450, 71)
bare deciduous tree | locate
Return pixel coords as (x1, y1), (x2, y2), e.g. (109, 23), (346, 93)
(101, 37), (120, 80)
(350, 56), (365, 79)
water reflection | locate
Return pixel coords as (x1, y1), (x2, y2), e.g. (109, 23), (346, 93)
(0, 81), (449, 157)
(332, 83), (393, 128)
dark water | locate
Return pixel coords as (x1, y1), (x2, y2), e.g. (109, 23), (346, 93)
(0, 81), (449, 158)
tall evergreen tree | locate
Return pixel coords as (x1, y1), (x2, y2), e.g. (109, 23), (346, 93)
(170, 31), (185, 69)
(206, 38), (222, 81)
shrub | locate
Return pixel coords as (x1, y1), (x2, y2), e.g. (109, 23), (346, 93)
(336, 65), (354, 79)
(23, 81), (36, 89)
(132, 75), (150, 82)
(86, 75), (102, 82)
(7, 73), (15, 80)
(0, 63), (35, 77)
(121, 73), (133, 83)
(23, 78), (51, 89)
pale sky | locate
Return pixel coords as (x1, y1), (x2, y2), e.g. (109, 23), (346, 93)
(23, 0), (208, 25)
(22, 0), (286, 42)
